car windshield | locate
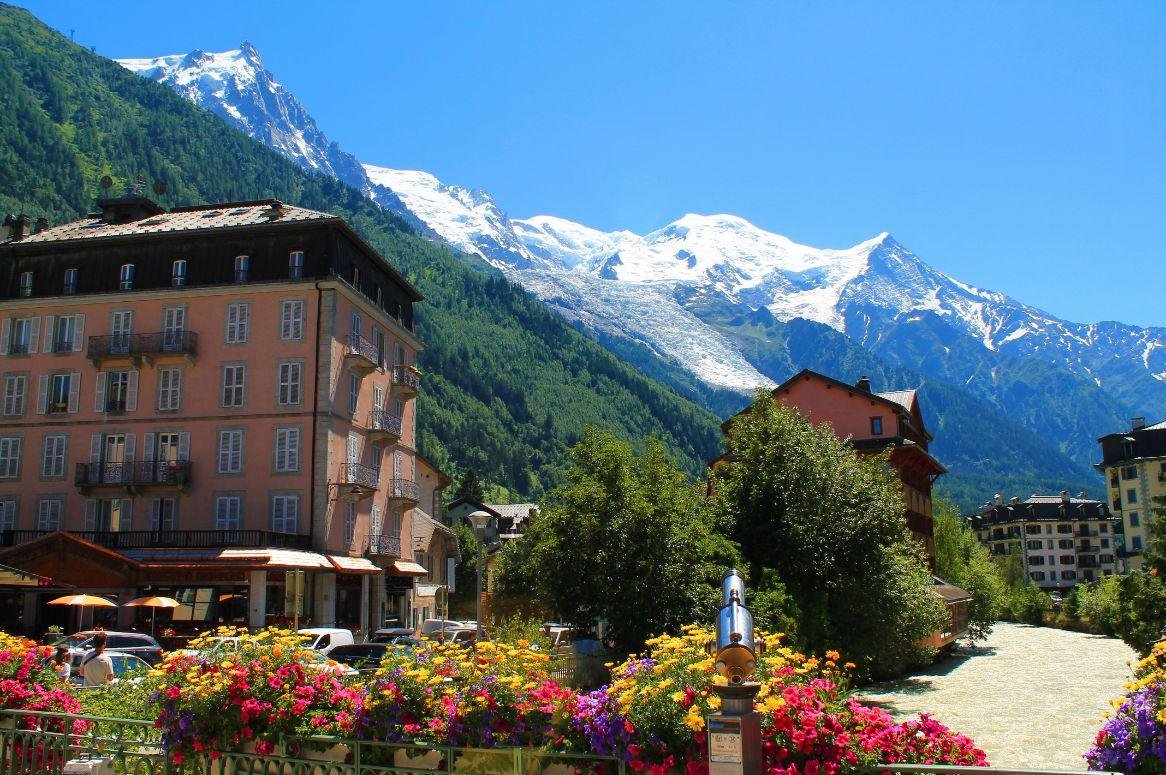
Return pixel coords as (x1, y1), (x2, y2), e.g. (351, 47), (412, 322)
(60, 634), (93, 648)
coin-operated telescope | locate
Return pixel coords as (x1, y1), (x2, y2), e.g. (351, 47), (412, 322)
(707, 569), (762, 775)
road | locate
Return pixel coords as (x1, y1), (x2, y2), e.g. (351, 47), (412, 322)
(858, 622), (1136, 770)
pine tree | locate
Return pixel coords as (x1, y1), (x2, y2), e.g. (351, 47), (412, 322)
(453, 468), (485, 504)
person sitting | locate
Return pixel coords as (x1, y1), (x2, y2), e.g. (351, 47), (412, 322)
(80, 632), (114, 686)
(51, 645), (71, 682)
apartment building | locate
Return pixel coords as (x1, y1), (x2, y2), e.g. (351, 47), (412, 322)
(966, 492), (1119, 590)
(0, 195), (426, 636)
(1096, 417), (1166, 570)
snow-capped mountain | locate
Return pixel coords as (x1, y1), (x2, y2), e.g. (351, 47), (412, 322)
(118, 44), (1166, 473)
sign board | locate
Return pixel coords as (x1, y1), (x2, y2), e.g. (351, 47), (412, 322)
(708, 718), (743, 764)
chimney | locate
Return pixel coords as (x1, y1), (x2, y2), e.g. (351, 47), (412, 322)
(1060, 490), (1070, 503)
(1132, 417), (1147, 431)
(994, 493), (1003, 506)
(854, 376), (872, 392)
(33, 217), (48, 234)
(8, 214), (30, 240)
(0, 215), (14, 241)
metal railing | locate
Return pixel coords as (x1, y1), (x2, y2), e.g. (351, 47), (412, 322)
(0, 528), (312, 550)
(392, 364), (421, 392)
(340, 463), (379, 490)
(345, 333), (380, 365)
(86, 331), (198, 360)
(386, 478), (420, 502)
(368, 533), (402, 557)
(0, 709), (628, 774)
(368, 409), (403, 437)
(75, 460), (191, 488)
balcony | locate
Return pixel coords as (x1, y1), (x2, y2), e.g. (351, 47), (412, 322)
(391, 365), (421, 399)
(87, 331), (198, 367)
(385, 478), (420, 506)
(337, 463), (379, 501)
(0, 529), (312, 551)
(367, 409), (402, 445)
(343, 334), (380, 375)
(367, 533), (402, 558)
(74, 460), (191, 494)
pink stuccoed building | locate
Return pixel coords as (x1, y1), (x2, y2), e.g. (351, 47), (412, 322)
(0, 195), (437, 637)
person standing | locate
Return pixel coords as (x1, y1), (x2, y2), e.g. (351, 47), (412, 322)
(50, 645), (72, 682)
(80, 632), (114, 686)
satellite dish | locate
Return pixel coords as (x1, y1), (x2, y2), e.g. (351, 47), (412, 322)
(152, 180), (168, 196)
(100, 175), (113, 190)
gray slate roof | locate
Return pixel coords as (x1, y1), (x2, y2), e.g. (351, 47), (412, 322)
(875, 389), (917, 412)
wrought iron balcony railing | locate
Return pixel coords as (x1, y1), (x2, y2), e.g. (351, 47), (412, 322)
(340, 463), (379, 490)
(386, 478), (420, 503)
(367, 533), (402, 557)
(0, 529), (311, 550)
(75, 460), (191, 489)
(87, 331), (198, 363)
(344, 334), (380, 373)
(391, 364), (421, 395)
(368, 409), (403, 441)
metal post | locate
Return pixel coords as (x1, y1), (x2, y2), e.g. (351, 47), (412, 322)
(475, 533), (484, 640)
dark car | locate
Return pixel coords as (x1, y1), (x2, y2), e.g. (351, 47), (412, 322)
(60, 631), (165, 666)
(368, 627), (415, 644)
(327, 643), (393, 672)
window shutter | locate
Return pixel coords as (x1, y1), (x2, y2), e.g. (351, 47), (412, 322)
(36, 375), (48, 415)
(125, 434), (136, 466)
(275, 430), (286, 470)
(122, 499), (133, 531)
(126, 370), (139, 412)
(89, 434), (101, 463)
(72, 315), (84, 352)
(0, 318), (10, 355)
(94, 372), (107, 412)
(371, 505), (383, 535)
(142, 433), (156, 463)
(67, 372), (80, 413)
(83, 499), (96, 531)
(43, 315), (55, 351)
(178, 432), (190, 462)
(27, 318), (39, 354)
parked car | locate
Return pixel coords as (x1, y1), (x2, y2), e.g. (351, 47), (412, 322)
(327, 642), (420, 673)
(420, 619), (466, 637)
(297, 627), (355, 655)
(71, 651), (151, 686)
(59, 631), (164, 666)
(368, 627), (417, 644)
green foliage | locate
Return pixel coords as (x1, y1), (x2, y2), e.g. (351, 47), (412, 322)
(0, 4), (725, 499)
(1077, 575), (1124, 635)
(932, 499), (1004, 639)
(448, 519), (480, 618)
(712, 391), (946, 678)
(747, 568), (798, 640)
(1113, 571), (1166, 656)
(452, 468), (485, 503)
(497, 427), (741, 651)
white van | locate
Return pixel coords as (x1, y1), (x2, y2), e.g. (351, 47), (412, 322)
(297, 627), (355, 655)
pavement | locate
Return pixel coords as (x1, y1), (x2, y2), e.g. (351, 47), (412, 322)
(858, 621), (1137, 770)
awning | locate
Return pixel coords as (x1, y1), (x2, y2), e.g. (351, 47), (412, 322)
(391, 560), (428, 576)
(0, 563), (55, 588)
(124, 547), (334, 571)
(328, 555), (381, 575)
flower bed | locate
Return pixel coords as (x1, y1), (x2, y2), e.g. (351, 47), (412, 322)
(1087, 639), (1166, 773)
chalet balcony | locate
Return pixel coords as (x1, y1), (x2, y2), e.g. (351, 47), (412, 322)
(337, 463), (378, 501)
(75, 460), (191, 495)
(0, 529), (311, 551)
(367, 533), (402, 558)
(367, 409), (402, 445)
(385, 478), (420, 506)
(391, 365), (421, 399)
(87, 331), (198, 367)
(344, 334), (380, 375)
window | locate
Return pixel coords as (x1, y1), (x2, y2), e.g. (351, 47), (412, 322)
(63, 268), (78, 295)
(1131, 512), (1141, 527)
(36, 498), (61, 531)
(222, 364), (246, 408)
(217, 430), (244, 474)
(1026, 540), (1042, 550)
(277, 362), (302, 406)
(1056, 524), (1073, 534)
(289, 250), (304, 279)
(43, 372), (79, 415)
(344, 502), (357, 545)
(370, 444), (382, 479)
(0, 499), (15, 531)
(110, 310), (133, 354)
(162, 307), (186, 351)
(119, 264), (135, 291)
(374, 328), (386, 367)
(1060, 555), (1075, 565)
(1029, 556), (1045, 566)
(280, 299), (304, 340)
(348, 373), (360, 415)
(1058, 539), (1074, 549)
(171, 260), (187, 287)
(394, 342), (405, 366)
(18, 271), (32, 297)
(1062, 570), (1077, 580)
(1133, 536), (1144, 551)
(226, 303), (250, 344)
(234, 255), (249, 283)
(271, 494), (300, 533)
(1100, 523), (1109, 533)
(41, 435), (66, 478)
(157, 367), (182, 411)
(0, 437), (22, 479)
(104, 370), (131, 414)
(51, 315), (79, 353)
(1122, 466), (1138, 480)
(352, 265), (361, 288)
(148, 497), (177, 532)
(8, 318), (35, 355)
(92, 499), (131, 531)
(351, 312), (361, 340)
(1101, 537), (1110, 548)
(274, 427), (300, 473)
(1128, 488), (1138, 505)
(215, 495), (241, 531)
(2, 374), (26, 416)
(1024, 524), (1041, 535)
(870, 416), (883, 435)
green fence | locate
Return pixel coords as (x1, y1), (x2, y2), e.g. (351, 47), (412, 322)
(0, 709), (627, 775)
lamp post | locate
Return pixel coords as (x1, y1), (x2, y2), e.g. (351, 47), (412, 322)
(467, 510), (492, 641)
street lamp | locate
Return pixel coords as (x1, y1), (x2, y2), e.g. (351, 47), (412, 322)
(467, 510), (492, 640)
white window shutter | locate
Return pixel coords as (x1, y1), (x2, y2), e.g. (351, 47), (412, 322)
(67, 371), (80, 413)
(178, 432), (190, 461)
(27, 318), (39, 354)
(94, 373), (106, 412)
(142, 433), (156, 462)
(0, 318), (10, 355)
(89, 434), (102, 463)
(126, 370), (139, 412)
(73, 315), (85, 352)
(43, 315), (55, 351)
(84, 499), (96, 531)
(36, 375), (48, 415)
(125, 434), (136, 465)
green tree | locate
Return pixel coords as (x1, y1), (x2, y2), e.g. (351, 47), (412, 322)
(932, 498), (1005, 638)
(453, 468), (486, 504)
(712, 391), (946, 678)
(497, 427), (741, 651)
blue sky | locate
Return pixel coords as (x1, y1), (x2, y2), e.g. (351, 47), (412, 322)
(21, 1), (1166, 327)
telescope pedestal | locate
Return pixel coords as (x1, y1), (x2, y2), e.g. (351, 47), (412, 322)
(706, 683), (762, 775)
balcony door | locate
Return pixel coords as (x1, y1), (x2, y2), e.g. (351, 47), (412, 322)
(162, 307), (186, 351)
(111, 311), (133, 355)
(103, 434), (127, 483)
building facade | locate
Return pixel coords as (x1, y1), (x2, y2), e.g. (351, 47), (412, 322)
(966, 493), (1119, 589)
(0, 196), (427, 636)
(1096, 417), (1166, 570)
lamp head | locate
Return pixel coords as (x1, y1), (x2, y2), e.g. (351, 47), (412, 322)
(467, 510), (492, 533)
